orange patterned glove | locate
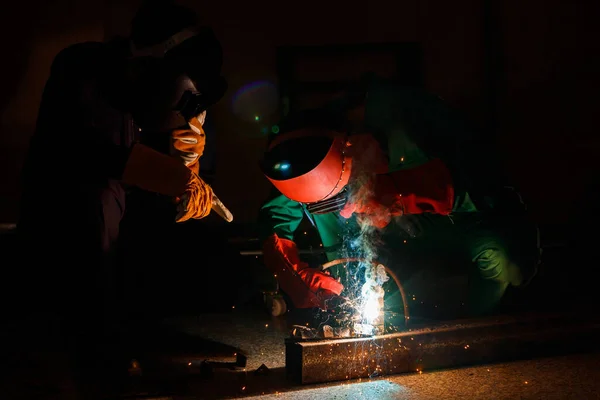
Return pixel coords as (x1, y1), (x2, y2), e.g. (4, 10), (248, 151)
(175, 172), (214, 223)
(171, 112), (206, 174)
(121, 143), (214, 223)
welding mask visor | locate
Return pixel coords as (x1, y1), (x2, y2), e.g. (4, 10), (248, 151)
(260, 129), (353, 211)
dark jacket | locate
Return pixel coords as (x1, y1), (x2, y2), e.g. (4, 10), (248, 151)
(18, 41), (138, 234)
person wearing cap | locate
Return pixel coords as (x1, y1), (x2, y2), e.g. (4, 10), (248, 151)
(258, 75), (540, 319)
(18, 0), (228, 289)
(15, 0), (228, 395)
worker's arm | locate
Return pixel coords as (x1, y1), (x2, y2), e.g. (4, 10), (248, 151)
(258, 190), (343, 309)
(35, 45), (212, 222)
(362, 76), (473, 172)
(258, 188), (305, 242)
(339, 78), (462, 228)
(341, 158), (455, 228)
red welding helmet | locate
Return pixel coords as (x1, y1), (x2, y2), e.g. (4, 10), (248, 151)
(260, 128), (353, 204)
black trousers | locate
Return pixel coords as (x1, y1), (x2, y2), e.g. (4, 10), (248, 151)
(15, 180), (123, 321)
(11, 180), (129, 398)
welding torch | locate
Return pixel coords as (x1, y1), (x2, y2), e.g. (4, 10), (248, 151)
(212, 191), (233, 222)
(185, 112), (233, 223)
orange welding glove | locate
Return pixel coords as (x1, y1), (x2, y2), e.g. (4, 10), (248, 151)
(122, 143), (213, 222)
(340, 158), (455, 229)
(170, 112), (206, 175)
(262, 234), (344, 309)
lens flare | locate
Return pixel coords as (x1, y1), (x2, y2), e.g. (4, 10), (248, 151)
(231, 80), (279, 125)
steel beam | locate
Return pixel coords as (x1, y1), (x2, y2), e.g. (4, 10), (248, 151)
(285, 312), (600, 384)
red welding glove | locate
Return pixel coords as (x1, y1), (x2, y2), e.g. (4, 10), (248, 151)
(340, 158), (455, 228)
(262, 234), (344, 309)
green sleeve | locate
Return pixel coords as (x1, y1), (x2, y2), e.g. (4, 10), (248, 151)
(258, 187), (305, 242)
(364, 76), (479, 212)
(364, 76), (473, 172)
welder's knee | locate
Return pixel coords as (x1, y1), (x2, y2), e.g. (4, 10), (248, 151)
(473, 246), (509, 282)
(472, 246), (523, 286)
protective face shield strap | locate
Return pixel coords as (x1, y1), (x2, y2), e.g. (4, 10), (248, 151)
(129, 27), (200, 59)
(305, 187), (349, 214)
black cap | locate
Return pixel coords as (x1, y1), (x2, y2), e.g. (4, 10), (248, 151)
(130, 0), (197, 48)
(130, 0), (226, 107)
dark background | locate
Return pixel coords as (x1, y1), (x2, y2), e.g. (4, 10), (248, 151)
(1, 0), (598, 229)
(1, 5), (599, 397)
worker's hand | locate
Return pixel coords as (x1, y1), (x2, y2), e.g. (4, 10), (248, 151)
(340, 158), (455, 228)
(339, 174), (402, 229)
(175, 171), (214, 222)
(170, 111), (207, 174)
(262, 234), (344, 309)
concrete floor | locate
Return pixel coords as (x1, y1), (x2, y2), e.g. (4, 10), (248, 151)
(161, 309), (600, 400)
(2, 307), (599, 399)
(165, 311), (288, 371)
(239, 353), (600, 400)
(1, 243), (596, 399)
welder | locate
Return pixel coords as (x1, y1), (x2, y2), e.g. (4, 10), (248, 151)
(15, 0), (228, 396)
(258, 75), (540, 320)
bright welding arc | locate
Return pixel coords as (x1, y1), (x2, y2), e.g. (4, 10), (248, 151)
(321, 257), (410, 327)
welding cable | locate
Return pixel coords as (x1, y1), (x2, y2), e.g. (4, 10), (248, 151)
(320, 258), (410, 327)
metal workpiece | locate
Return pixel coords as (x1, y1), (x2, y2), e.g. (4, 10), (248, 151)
(285, 312), (600, 385)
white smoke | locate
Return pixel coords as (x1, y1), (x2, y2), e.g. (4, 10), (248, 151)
(343, 135), (390, 334)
